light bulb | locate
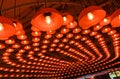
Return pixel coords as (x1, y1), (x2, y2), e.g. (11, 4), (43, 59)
(87, 12), (94, 20)
(13, 22), (17, 27)
(119, 15), (120, 20)
(63, 16), (67, 21)
(0, 23), (4, 31)
(45, 16), (51, 24)
(103, 18), (107, 22)
(70, 22), (73, 25)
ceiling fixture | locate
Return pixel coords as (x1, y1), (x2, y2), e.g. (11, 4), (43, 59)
(31, 8), (63, 31)
(0, 4), (119, 78)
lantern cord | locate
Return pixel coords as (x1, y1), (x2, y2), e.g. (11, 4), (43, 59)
(44, 0), (47, 8)
(18, 8), (21, 18)
(36, 0), (39, 10)
(14, 0), (16, 18)
(0, 0), (3, 15)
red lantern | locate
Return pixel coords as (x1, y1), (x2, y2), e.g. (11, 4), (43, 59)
(111, 9), (120, 28)
(0, 16), (16, 40)
(62, 13), (73, 25)
(78, 6), (106, 29)
(31, 8), (63, 31)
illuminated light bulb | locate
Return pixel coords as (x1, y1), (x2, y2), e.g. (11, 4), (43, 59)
(32, 42), (39, 46)
(15, 30), (25, 35)
(19, 49), (25, 53)
(66, 33), (73, 38)
(34, 47), (40, 51)
(51, 43), (57, 47)
(6, 48), (14, 52)
(74, 35), (81, 39)
(13, 22), (17, 27)
(24, 45), (31, 50)
(73, 27), (81, 33)
(12, 43), (20, 49)
(41, 50), (47, 53)
(21, 40), (29, 44)
(62, 38), (68, 42)
(32, 37), (40, 42)
(32, 31), (41, 36)
(63, 16), (67, 21)
(41, 45), (48, 49)
(82, 29), (90, 34)
(58, 43), (64, 47)
(61, 28), (69, 34)
(43, 39), (49, 44)
(0, 23), (4, 31)
(53, 39), (60, 43)
(0, 43), (5, 49)
(90, 31), (97, 36)
(56, 33), (63, 38)
(45, 15), (51, 24)
(5, 39), (15, 44)
(70, 22), (73, 25)
(87, 12), (94, 20)
(17, 34), (27, 40)
(103, 18), (108, 22)
(119, 15), (120, 20)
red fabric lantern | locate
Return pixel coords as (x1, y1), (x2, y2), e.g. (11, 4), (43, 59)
(62, 13), (73, 25)
(111, 9), (120, 28)
(31, 8), (63, 31)
(78, 6), (106, 29)
(0, 16), (16, 40)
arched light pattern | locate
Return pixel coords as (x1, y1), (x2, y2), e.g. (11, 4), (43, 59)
(0, 6), (119, 79)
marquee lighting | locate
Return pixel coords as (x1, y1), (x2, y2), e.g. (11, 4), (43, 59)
(0, 6), (119, 78)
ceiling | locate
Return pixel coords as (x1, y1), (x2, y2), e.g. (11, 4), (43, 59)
(0, 0), (120, 78)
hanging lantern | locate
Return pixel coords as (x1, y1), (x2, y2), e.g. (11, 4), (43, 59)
(111, 9), (120, 28)
(62, 13), (73, 25)
(5, 39), (15, 44)
(78, 6), (106, 29)
(31, 8), (63, 31)
(0, 16), (16, 40)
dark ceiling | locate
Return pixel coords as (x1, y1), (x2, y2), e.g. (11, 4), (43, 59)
(0, 0), (120, 78)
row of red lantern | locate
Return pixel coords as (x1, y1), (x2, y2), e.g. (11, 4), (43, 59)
(31, 6), (120, 33)
(0, 6), (120, 39)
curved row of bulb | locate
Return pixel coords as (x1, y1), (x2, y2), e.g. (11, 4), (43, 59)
(0, 6), (119, 78)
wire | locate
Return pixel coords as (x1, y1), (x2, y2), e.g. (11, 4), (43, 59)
(0, 0), (3, 15)
(44, 0), (47, 8)
(14, 0), (16, 18)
